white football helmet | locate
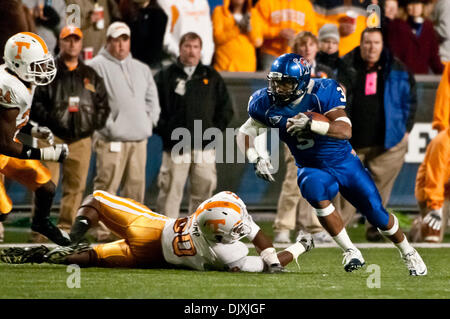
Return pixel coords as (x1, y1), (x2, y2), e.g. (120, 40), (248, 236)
(3, 32), (56, 86)
(196, 201), (251, 244)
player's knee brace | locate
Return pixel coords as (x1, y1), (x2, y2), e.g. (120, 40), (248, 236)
(377, 214), (399, 236)
(314, 203), (335, 217)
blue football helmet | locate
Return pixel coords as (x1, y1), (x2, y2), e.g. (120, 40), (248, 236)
(267, 53), (311, 106)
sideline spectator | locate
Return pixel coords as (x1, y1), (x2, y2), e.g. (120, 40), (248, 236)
(154, 32), (233, 218)
(22, 0), (66, 55)
(431, 0), (450, 63)
(386, 0), (443, 74)
(432, 62), (450, 132)
(273, 31), (333, 244)
(337, 28), (417, 241)
(119, 0), (169, 73)
(88, 22), (160, 208)
(409, 128), (449, 243)
(253, 0), (318, 70)
(159, 0), (215, 65)
(316, 24), (347, 80)
(212, 0), (262, 72)
(30, 25), (110, 235)
(66, 0), (121, 57)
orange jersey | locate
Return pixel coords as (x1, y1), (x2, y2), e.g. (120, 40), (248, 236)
(254, 0), (318, 57)
(432, 61), (450, 132)
(212, 0), (260, 72)
(415, 128), (450, 210)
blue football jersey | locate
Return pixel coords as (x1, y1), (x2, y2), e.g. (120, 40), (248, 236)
(248, 78), (353, 168)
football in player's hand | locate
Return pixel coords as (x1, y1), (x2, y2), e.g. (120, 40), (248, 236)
(286, 112), (330, 137)
(303, 111), (330, 123)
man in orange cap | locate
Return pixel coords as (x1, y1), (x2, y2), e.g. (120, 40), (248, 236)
(30, 25), (110, 241)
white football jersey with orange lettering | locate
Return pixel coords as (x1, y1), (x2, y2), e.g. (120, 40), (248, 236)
(160, 191), (259, 271)
(161, 216), (225, 271)
(0, 64), (35, 137)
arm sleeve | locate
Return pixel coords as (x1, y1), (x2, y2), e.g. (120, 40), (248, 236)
(245, 214), (261, 242)
(212, 241), (249, 265)
(238, 117), (267, 137)
(227, 256), (265, 272)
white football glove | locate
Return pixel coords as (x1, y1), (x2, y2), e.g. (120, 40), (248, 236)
(40, 144), (69, 162)
(31, 126), (55, 146)
(286, 113), (311, 136)
(423, 208), (443, 231)
(254, 157), (275, 182)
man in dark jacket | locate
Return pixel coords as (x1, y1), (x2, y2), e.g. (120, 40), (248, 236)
(31, 25), (110, 236)
(336, 28), (417, 241)
(154, 32), (233, 218)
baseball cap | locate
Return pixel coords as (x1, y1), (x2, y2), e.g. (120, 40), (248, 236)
(106, 22), (131, 38)
(60, 25), (83, 39)
(318, 24), (340, 43)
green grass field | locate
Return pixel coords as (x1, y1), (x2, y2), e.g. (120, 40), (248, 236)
(1, 248), (449, 299)
(1, 215), (450, 299)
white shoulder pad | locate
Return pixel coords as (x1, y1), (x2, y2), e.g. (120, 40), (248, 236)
(212, 241), (249, 265)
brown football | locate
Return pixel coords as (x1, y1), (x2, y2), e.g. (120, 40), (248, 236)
(303, 111), (330, 122)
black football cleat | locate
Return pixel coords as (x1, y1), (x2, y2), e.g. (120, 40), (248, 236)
(31, 218), (71, 246)
(0, 245), (50, 264)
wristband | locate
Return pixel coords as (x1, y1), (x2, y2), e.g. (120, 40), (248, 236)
(260, 247), (280, 265)
(19, 144), (41, 160)
(310, 120), (330, 135)
(284, 242), (306, 260)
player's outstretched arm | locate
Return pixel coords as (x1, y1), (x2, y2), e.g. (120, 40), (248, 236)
(237, 118), (275, 182)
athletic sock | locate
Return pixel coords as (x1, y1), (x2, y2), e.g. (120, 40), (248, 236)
(395, 234), (415, 256)
(332, 228), (357, 251)
(69, 216), (91, 244)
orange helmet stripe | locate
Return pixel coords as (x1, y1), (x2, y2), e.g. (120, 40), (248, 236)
(193, 200), (241, 218)
(20, 32), (49, 54)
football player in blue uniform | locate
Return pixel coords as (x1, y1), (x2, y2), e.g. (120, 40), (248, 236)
(237, 53), (427, 276)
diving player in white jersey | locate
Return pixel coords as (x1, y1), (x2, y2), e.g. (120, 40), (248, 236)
(0, 32), (70, 245)
(1, 190), (314, 272)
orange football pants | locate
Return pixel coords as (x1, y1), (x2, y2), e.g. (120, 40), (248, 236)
(91, 190), (170, 268)
(0, 154), (52, 215)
